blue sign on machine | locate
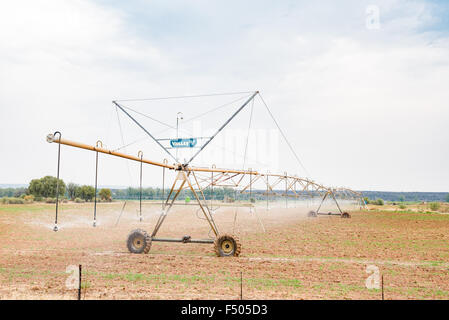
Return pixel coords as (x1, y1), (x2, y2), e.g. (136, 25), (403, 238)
(170, 138), (198, 148)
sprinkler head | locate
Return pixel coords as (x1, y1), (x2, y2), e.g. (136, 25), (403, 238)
(46, 133), (55, 143)
(93, 220), (97, 227)
(53, 224), (59, 232)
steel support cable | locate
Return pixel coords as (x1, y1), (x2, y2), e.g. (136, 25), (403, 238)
(186, 91), (259, 165)
(111, 93), (328, 206)
(118, 104), (175, 130)
(112, 136), (148, 152)
(191, 171), (220, 234)
(105, 106), (114, 150)
(114, 201), (127, 227)
(245, 100), (255, 209)
(182, 94), (252, 124)
(112, 130), (273, 169)
(258, 94), (311, 178)
(115, 106), (134, 186)
(113, 91), (255, 103)
(111, 94), (272, 168)
(242, 97), (255, 170)
(111, 94), (250, 152)
(114, 101), (178, 163)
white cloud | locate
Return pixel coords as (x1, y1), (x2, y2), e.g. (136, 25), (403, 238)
(0, 0), (178, 187)
(0, 0), (448, 191)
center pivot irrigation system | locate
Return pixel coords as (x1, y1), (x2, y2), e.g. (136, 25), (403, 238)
(46, 91), (363, 257)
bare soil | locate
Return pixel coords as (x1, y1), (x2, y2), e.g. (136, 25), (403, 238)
(1, 201), (448, 300)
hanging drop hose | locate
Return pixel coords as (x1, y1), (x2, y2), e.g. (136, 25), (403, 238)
(285, 171), (288, 209)
(211, 164), (216, 211)
(93, 141), (102, 227)
(53, 131), (62, 232)
(114, 201), (127, 227)
(266, 171), (269, 211)
(249, 168), (252, 209)
(232, 207), (238, 234)
(162, 159), (168, 209)
(138, 151), (143, 222)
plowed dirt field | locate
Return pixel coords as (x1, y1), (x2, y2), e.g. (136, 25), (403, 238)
(1, 201), (448, 299)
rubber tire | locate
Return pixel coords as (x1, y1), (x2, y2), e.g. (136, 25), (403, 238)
(214, 234), (241, 257)
(341, 212), (351, 219)
(127, 229), (152, 254)
(308, 210), (317, 217)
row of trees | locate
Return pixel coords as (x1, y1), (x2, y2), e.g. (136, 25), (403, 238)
(25, 176), (112, 202)
(28, 176), (66, 198)
(111, 186), (241, 201)
(0, 187), (28, 198)
(64, 182), (112, 201)
(3, 175), (449, 204)
(361, 191), (449, 202)
(364, 198), (384, 205)
(364, 195), (449, 205)
(66, 183), (95, 201)
(111, 187), (272, 201)
(23, 177), (244, 202)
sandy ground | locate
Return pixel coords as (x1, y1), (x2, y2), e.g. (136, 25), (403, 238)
(0, 200), (448, 300)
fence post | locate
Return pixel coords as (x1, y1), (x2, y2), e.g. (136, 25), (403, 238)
(240, 271), (243, 300)
(381, 274), (384, 300)
(78, 264), (82, 300)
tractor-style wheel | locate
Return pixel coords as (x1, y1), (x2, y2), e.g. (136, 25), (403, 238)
(308, 210), (317, 217)
(214, 234), (241, 257)
(341, 212), (351, 219)
(127, 229), (152, 254)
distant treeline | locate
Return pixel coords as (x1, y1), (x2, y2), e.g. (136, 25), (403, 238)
(360, 191), (449, 202)
(1, 184), (448, 203)
(0, 187), (28, 198)
(111, 187), (263, 201)
(110, 189), (448, 202)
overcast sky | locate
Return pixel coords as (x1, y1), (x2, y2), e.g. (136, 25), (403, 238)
(0, 0), (448, 192)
